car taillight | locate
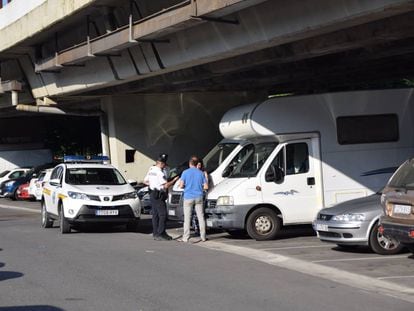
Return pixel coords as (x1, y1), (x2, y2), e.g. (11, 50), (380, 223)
(409, 230), (414, 238)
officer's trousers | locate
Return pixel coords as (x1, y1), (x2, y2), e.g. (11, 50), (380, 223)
(150, 192), (167, 237)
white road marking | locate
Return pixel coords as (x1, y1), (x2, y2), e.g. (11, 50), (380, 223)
(262, 245), (332, 251)
(199, 241), (414, 304)
(313, 255), (408, 263)
(378, 276), (414, 280)
(0, 204), (40, 213)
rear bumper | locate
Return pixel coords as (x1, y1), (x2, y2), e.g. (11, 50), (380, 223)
(380, 217), (414, 244)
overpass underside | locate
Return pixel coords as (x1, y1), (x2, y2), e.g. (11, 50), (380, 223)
(1, 0), (414, 179)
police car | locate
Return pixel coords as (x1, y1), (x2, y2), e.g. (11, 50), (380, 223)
(41, 156), (141, 234)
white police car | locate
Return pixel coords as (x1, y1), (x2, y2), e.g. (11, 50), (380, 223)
(41, 156), (141, 234)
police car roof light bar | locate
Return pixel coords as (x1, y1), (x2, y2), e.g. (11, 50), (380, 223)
(63, 155), (110, 163)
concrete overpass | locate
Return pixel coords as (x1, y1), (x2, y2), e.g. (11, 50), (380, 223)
(1, 0), (414, 180)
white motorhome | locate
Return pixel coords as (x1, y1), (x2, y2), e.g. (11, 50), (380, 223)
(205, 88), (414, 240)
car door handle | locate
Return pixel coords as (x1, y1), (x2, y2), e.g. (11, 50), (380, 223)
(307, 177), (315, 186)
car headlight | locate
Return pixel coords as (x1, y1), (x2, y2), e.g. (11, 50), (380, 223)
(67, 191), (91, 200)
(332, 213), (366, 222)
(5, 181), (15, 187)
(121, 191), (138, 200)
(216, 196), (234, 206)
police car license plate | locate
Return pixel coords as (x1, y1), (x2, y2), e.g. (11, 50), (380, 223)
(95, 210), (119, 216)
(316, 223), (328, 231)
(393, 204), (411, 215)
(206, 219), (213, 227)
(168, 210), (175, 216)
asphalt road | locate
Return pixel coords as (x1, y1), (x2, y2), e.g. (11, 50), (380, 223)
(0, 200), (413, 311)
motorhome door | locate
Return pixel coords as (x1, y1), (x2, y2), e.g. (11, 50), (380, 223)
(261, 137), (322, 224)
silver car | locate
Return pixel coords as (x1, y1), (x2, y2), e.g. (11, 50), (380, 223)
(313, 192), (404, 255)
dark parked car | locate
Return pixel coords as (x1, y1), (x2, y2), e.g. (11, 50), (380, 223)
(0, 163), (57, 200)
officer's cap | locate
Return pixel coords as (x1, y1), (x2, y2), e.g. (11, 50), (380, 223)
(157, 153), (168, 164)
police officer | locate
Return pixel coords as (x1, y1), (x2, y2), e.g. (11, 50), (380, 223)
(144, 154), (178, 241)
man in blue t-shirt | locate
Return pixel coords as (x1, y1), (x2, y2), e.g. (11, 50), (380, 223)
(178, 156), (208, 242)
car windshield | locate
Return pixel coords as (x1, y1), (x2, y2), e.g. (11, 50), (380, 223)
(387, 159), (414, 189)
(0, 170), (10, 177)
(229, 142), (277, 178)
(203, 142), (239, 174)
(65, 168), (126, 185)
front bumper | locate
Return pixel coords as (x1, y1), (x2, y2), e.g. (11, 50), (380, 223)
(205, 203), (253, 229)
(63, 198), (141, 224)
(167, 192), (183, 221)
(380, 216), (414, 244)
(313, 219), (370, 245)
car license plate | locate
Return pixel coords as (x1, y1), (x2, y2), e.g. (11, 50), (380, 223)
(168, 210), (175, 216)
(95, 210), (119, 216)
(316, 223), (328, 231)
(393, 204), (412, 215)
(206, 219), (213, 227)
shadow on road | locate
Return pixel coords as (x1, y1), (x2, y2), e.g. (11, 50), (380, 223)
(0, 306), (64, 311)
(0, 271), (23, 282)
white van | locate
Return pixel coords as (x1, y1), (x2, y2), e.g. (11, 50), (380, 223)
(205, 88), (414, 240)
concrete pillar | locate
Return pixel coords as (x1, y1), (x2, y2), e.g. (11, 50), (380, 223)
(103, 91), (265, 182)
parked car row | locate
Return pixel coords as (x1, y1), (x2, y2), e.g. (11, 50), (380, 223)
(0, 164), (56, 201)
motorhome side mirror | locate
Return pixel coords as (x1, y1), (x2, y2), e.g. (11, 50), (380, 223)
(274, 166), (284, 184)
(49, 178), (61, 187)
(222, 165), (233, 178)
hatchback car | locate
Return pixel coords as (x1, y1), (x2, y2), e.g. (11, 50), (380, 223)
(380, 158), (414, 254)
(313, 191), (404, 255)
(28, 169), (53, 201)
(41, 156), (141, 234)
(16, 182), (32, 200)
(0, 168), (31, 185)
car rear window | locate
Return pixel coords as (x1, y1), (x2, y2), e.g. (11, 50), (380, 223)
(388, 159), (414, 189)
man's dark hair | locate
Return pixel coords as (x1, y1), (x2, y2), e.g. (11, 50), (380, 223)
(189, 155), (199, 167)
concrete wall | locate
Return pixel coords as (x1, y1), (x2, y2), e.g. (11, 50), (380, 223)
(102, 92), (265, 182)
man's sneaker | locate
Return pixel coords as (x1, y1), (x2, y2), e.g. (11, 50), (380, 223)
(154, 236), (161, 241)
(158, 235), (171, 241)
(161, 233), (173, 240)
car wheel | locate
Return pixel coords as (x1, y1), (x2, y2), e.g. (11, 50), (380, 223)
(11, 189), (19, 201)
(369, 222), (403, 255)
(41, 201), (53, 228)
(59, 202), (71, 234)
(126, 220), (140, 232)
(246, 207), (281, 241)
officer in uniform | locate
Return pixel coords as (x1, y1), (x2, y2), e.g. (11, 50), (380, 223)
(144, 154), (178, 241)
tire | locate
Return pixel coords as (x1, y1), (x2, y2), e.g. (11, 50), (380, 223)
(369, 222), (403, 255)
(126, 220), (140, 232)
(59, 202), (71, 234)
(246, 207), (281, 241)
(11, 189), (18, 201)
(41, 201), (53, 228)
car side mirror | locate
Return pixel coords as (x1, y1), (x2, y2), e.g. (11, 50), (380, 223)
(49, 178), (61, 187)
(127, 179), (137, 187)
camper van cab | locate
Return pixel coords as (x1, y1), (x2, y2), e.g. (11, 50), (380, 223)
(167, 139), (250, 220)
(205, 89), (414, 240)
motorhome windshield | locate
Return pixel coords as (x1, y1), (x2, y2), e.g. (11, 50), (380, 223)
(388, 159), (414, 189)
(203, 142), (239, 174)
(229, 142), (278, 178)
